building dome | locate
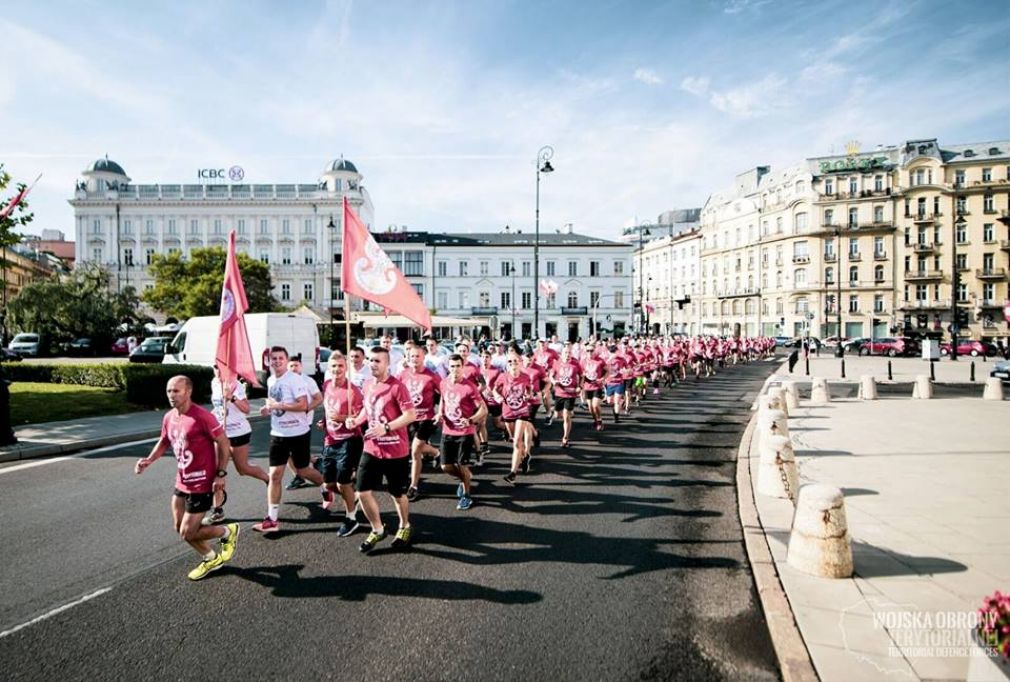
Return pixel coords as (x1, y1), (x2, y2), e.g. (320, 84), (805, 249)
(90, 156), (127, 176)
(328, 157), (358, 173)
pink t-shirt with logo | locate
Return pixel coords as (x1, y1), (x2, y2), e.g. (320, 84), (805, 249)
(399, 366), (441, 422)
(550, 358), (583, 398)
(523, 365), (547, 406)
(439, 377), (484, 436)
(161, 404), (223, 494)
(321, 378), (364, 446)
(494, 372), (533, 420)
(480, 366), (502, 406)
(581, 357), (606, 391)
(362, 375), (414, 459)
(605, 355), (627, 386)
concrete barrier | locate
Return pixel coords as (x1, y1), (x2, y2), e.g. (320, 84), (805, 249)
(757, 433), (798, 501)
(912, 374), (933, 399)
(810, 377), (830, 404)
(757, 408), (790, 444)
(781, 381), (800, 411)
(983, 377), (1005, 401)
(858, 375), (878, 401)
(786, 484), (853, 578)
(768, 387), (789, 417)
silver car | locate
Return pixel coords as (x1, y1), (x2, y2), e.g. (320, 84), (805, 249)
(9, 333), (40, 357)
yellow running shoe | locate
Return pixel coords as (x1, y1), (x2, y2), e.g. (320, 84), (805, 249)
(187, 554), (224, 581)
(219, 523), (240, 562)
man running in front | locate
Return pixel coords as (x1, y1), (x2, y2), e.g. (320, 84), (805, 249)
(438, 354), (487, 510)
(135, 375), (239, 581)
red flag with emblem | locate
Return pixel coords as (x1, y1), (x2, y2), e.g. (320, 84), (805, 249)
(341, 197), (432, 332)
(215, 231), (259, 386)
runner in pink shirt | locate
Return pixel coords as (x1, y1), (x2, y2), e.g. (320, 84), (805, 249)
(478, 349), (504, 465)
(319, 352), (365, 538)
(603, 345), (628, 423)
(493, 354), (535, 485)
(400, 346), (441, 502)
(345, 347), (418, 554)
(581, 342), (608, 431)
(549, 343), (583, 447)
(134, 375), (238, 582)
(437, 354), (488, 511)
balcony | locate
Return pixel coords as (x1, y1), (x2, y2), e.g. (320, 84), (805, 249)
(1000, 240), (1010, 252)
(904, 270), (943, 281)
(717, 287), (761, 299)
(913, 242), (936, 254)
(848, 252), (862, 262)
(909, 212), (939, 223)
(900, 299), (951, 311)
(792, 255), (810, 264)
(976, 268), (1007, 280)
(824, 252), (837, 262)
(873, 251), (888, 261)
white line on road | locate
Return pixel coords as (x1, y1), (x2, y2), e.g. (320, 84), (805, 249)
(0, 588), (112, 639)
(0, 437), (159, 475)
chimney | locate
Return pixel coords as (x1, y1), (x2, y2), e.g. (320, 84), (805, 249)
(566, 222), (573, 234)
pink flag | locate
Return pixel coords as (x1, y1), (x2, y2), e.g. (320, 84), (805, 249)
(341, 198), (432, 332)
(215, 231), (260, 386)
(645, 303), (656, 314)
(0, 174), (41, 219)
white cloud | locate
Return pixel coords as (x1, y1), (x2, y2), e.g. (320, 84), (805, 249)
(680, 75), (711, 97)
(722, 0), (771, 15)
(633, 68), (663, 85)
(708, 73), (788, 118)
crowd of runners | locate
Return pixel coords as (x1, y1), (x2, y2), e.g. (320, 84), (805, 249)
(135, 333), (777, 581)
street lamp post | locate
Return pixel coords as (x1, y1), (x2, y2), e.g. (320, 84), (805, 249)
(533, 145), (554, 341)
(951, 208), (966, 361)
(510, 263), (517, 339)
(834, 225), (844, 359)
(328, 215), (336, 348)
(637, 226), (651, 334)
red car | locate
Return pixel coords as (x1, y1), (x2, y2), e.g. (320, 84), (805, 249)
(110, 337), (130, 354)
(940, 340), (996, 357)
(858, 337), (919, 357)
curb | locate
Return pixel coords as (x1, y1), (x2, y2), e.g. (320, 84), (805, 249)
(736, 409), (819, 682)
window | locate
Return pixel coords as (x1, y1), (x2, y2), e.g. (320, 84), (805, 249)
(281, 219), (291, 234)
(874, 265), (884, 283)
(590, 291), (600, 308)
(590, 261), (600, 277)
(145, 219), (155, 235)
(825, 267), (834, 284)
(168, 247), (180, 256)
(92, 248), (102, 262)
(189, 219), (200, 235)
(238, 219), (246, 234)
(956, 196), (967, 214)
(303, 219), (313, 234)
(874, 236), (884, 256)
(983, 167), (992, 182)
(480, 261), (489, 276)
(459, 261), (468, 277)
(848, 208), (858, 227)
(568, 261), (578, 277)
(957, 283), (967, 302)
(848, 295), (859, 312)
(874, 295), (884, 313)
(984, 223), (995, 242)
(546, 261), (556, 276)
(956, 222), (968, 243)
(123, 248), (133, 265)
(166, 219), (178, 235)
(523, 291), (533, 309)
(795, 180), (806, 194)
(613, 261), (624, 275)
(303, 248), (314, 264)
(983, 253), (994, 270)
(259, 252), (269, 264)
(914, 169), (925, 186)
(281, 247), (291, 265)
(567, 291), (578, 308)
(849, 238), (859, 257)
(522, 261), (531, 277)
(146, 248), (155, 265)
(824, 239), (834, 257)
(824, 208), (834, 225)
(825, 179), (834, 195)
(122, 219), (132, 235)
(459, 291), (470, 309)
(849, 177), (858, 194)
(915, 284), (927, 302)
(90, 219), (101, 235)
(479, 291), (490, 307)
(280, 283), (291, 301)
(213, 219), (222, 235)
(614, 291), (624, 308)
(303, 283), (313, 301)
(260, 219), (269, 235)
(984, 283), (995, 302)
(437, 291), (448, 310)
(775, 217), (783, 233)
(849, 265), (859, 284)
(404, 251), (423, 276)
(501, 292), (511, 310)
(984, 195), (995, 213)
(412, 283), (424, 298)
(874, 175), (883, 192)
(501, 261), (512, 277)
(955, 169), (965, 187)
(873, 206), (884, 224)
(794, 268), (807, 285)
(437, 261), (447, 277)
(795, 213), (808, 231)
(956, 253), (967, 270)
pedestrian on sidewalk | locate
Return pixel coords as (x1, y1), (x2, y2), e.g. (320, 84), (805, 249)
(134, 375), (239, 581)
(788, 348), (800, 373)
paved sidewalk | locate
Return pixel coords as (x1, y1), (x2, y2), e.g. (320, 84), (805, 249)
(0, 398), (268, 463)
(773, 353), (1003, 384)
(748, 394), (1010, 680)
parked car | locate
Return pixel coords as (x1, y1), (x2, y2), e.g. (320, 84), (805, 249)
(792, 337), (822, 351)
(129, 336), (173, 363)
(8, 333), (41, 357)
(67, 337), (97, 356)
(990, 360), (1010, 383)
(939, 340), (996, 357)
(0, 347), (23, 362)
(111, 337), (130, 354)
(858, 337), (919, 357)
(842, 337), (870, 352)
(773, 336), (793, 347)
(822, 336), (849, 348)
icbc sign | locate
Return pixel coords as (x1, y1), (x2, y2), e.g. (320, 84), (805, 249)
(197, 166), (244, 182)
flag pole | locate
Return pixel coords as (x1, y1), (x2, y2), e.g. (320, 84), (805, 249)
(344, 292), (353, 411)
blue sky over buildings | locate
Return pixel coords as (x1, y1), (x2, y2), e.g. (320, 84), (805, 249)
(2, 0), (1008, 238)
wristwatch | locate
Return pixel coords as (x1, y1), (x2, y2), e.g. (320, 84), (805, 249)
(383, 423), (391, 434)
(216, 469), (228, 478)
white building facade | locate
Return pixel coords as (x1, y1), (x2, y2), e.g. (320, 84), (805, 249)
(632, 228), (702, 335)
(69, 156), (374, 318)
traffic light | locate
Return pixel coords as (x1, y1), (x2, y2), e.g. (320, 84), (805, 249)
(956, 309), (970, 326)
(871, 317), (881, 328)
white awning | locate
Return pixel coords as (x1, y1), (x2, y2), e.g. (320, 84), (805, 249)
(351, 312), (490, 329)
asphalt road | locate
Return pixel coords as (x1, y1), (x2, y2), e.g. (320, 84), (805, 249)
(0, 359), (780, 681)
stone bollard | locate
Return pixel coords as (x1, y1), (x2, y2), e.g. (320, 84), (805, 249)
(781, 381), (800, 411)
(912, 374), (933, 399)
(810, 377), (830, 404)
(757, 433), (798, 501)
(983, 377), (1005, 401)
(768, 387), (789, 417)
(787, 484), (853, 578)
(756, 394), (773, 412)
(858, 375), (878, 401)
(757, 408), (790, 442)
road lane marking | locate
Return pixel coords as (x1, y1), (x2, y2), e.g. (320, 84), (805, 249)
(0, 588), (112, 639)
(0, 437), (159, 475)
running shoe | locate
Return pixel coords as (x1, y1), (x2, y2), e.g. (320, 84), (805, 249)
(545, 414), (553, 426)
(336, 517), (360, 538)
(533, 432), (541, 449)
(321, 488), (335, 511)
(520, 455), (531, 474)
(474, 451), (485, 468)
(456, 482), (465, 498)
(613, 412), (620, 424)
(252, 517), (280, 533)
(391, 526), (413, 548)
(406, 486), (420, 502)
(187, 554), (224, 581)
(201, 508), (225, 526)
(359, 528), (387, 553)
(219, 523), (240, 562)
(285, 476), (307, 490)
(503, 471), (517, 485)
(457, 495), (474, 511)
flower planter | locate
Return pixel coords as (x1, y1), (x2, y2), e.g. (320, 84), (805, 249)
(968, 629), (1010, 682)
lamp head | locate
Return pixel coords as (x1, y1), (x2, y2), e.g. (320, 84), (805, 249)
(327, 216), (336, 229)
(540, 160), (554, 174)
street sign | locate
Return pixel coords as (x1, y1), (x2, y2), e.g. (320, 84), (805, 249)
(806, 312), (815, 321)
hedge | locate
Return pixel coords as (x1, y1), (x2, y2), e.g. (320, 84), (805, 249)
(0, 363), (214, 407)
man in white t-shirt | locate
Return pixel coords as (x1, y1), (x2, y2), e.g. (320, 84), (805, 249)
(381, 335), (405, 376)
(252, 346), (327, 534)
(348, 346), (373, 389)
(284, 355), (325, 490)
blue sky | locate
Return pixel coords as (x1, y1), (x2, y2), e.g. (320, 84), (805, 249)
(2, 0), (1008, 240)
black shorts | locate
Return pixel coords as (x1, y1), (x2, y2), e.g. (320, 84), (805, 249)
(503, 415), (531, 424)
(321, 437), (364, 485)
(355, 453), (411, 497)
(487, 403), (502, 417)
(174, 488), (213, 514)
(441, 434), (474, 467)
(583, 388), (604, 401)
(624, 379), (634, 388)
(228, 432), (251, 448)
(268, 432), (312, 469)
(409, 419), (437, 443)
(529, 404), (540, 420)
(553, 396), (576, 412)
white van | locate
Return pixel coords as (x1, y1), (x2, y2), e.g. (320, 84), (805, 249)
(164, 313), (321, 383)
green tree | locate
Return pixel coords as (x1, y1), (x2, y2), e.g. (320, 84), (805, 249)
(142, 246), (277, 318)
(7, 266), (128, 350)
